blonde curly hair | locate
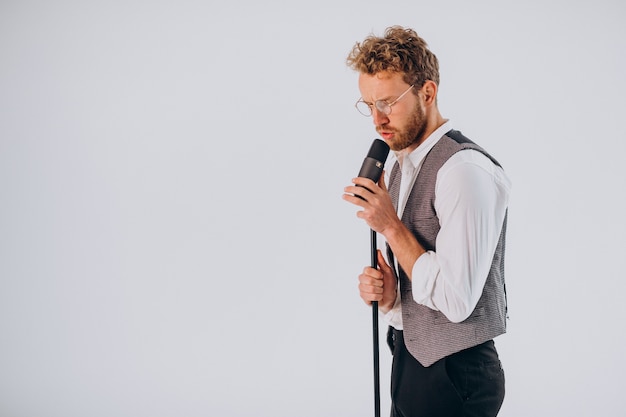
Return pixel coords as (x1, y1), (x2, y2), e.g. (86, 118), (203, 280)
(346, 26), (440, 89)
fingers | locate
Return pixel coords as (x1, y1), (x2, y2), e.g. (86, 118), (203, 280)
(358, 266), (384, 305)
(358, 251), (397, 308)
(342, 188), (367, 206)
(344, 177), (378, 198)
(352, 176), (378, 189)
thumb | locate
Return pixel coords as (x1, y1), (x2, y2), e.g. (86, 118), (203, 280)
(378, 170), (388, 192)
(377, 249), (392, 272)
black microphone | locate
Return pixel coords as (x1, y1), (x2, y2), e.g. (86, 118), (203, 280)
(358, 139), (390, 182)
(357, 139), (390, 196)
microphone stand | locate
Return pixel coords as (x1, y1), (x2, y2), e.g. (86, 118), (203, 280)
(370, 228), (381, 417)
(354, 138), (389, 417)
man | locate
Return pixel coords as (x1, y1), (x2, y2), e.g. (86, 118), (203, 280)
(342, 26), (511, 417)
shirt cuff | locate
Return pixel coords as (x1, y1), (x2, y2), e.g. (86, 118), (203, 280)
(382, 291), (403, 330)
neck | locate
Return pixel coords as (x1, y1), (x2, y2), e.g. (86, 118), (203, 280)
(404, 111), (447, 154)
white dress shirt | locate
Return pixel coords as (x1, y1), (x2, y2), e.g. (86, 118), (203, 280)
(383, 120), (511, 329)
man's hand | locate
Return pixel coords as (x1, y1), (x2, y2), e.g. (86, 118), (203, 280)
(358, 250), (397, 313)
(344, 172), (425, 282)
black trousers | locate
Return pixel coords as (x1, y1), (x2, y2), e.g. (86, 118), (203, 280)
(387, 327), (505, 417)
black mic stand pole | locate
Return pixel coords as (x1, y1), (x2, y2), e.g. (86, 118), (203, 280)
(370, 228), (381, 417)
(355, 138), (389, 417)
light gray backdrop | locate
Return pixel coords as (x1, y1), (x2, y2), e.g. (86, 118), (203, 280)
(1, 1), (625, 416)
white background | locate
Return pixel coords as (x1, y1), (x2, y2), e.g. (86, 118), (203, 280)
(1, 1), (625, 416)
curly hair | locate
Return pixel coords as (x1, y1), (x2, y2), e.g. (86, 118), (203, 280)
(346, 26), (440, 88)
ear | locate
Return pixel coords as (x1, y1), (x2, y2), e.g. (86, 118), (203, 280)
(421, 80), (438, 105)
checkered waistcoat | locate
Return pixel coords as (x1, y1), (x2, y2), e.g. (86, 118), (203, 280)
(387, 129), (508, 367)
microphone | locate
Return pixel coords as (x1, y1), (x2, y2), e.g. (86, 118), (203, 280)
(356, 139), (390, 198)
(358, 139), (390, 183)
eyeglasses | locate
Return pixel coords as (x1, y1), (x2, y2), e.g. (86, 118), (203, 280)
(355, 85), (414, 117)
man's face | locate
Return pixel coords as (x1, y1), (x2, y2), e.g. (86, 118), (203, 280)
(358, 71), (426, 152)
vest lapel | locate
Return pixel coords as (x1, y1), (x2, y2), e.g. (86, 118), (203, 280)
(388, 161), (401, 211)
(386, 161), (401, 279)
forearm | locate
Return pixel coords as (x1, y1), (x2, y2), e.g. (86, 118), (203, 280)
(382, 219), (425, 281)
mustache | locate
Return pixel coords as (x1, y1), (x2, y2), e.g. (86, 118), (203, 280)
(376, 124), (396, 133)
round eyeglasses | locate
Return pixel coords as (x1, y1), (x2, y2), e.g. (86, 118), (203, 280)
(355, 85), (414, 117)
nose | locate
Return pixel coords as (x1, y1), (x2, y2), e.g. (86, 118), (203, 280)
(372, 108), (389, 126)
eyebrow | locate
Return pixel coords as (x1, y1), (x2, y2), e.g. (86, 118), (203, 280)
(361, 95), (395, 104)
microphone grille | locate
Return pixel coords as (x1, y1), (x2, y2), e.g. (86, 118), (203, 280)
(367, 139), (390, 162)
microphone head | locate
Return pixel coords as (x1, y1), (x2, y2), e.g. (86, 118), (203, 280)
(357, 139), (390, 182)
(367, 139), (390, 162)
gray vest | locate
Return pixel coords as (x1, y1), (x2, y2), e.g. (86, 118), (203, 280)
(388, 129), (507, 367)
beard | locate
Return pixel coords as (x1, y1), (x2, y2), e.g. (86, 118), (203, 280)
(379, 101), (428, 152)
